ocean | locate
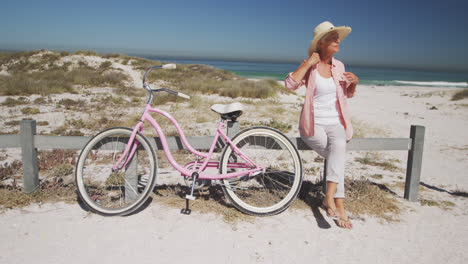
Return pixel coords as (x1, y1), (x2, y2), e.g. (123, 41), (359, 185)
(144, 56), (468, 88)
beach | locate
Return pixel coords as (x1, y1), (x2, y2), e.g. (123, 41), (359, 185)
(1, 52), (468, 263)
(1, 83), (467, 263)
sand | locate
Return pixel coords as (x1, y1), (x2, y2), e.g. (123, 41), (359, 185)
(1, 55), (468, 263)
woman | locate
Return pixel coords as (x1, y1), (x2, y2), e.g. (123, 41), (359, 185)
(285, 21), (359, 229)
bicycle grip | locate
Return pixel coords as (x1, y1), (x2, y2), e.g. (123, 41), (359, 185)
(178, 92), (190, 100)
(162, 64), (176, 69)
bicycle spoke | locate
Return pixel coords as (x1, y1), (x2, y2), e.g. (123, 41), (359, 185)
(220, 127), (302, 215)
(76, 128), (156, 216)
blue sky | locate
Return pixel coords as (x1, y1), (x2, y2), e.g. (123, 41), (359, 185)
(1, 0), (467, 72)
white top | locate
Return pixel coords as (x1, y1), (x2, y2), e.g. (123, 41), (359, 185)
(313, 73), (341, 125)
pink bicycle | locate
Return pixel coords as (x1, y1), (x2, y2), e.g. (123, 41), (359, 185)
(75, 64), (303, 216)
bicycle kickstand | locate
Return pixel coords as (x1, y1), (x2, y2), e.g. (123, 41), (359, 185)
(181, 172), (198, 215)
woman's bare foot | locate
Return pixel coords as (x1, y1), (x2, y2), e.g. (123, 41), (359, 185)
(335, 217), (353, 229)
(322, 196), (340, 219)
(334, 198), (353, 228)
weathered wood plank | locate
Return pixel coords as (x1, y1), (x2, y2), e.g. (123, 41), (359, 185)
(34, 135), (92, 149)
(0, 135), (21, 148)
(4, 135), (413, 151)
(292, 137), (411, 151)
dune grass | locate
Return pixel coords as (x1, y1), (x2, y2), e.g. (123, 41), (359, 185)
(451, 89), (468, 101)
(1, 97), (29, 107)
(1, 50), (284, 101)
(0, 50), (131, 96)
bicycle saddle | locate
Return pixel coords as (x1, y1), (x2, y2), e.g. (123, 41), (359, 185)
(210, 102), (244, 121)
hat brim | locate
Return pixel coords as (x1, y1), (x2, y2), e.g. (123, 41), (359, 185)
(308, 26), (351, 57)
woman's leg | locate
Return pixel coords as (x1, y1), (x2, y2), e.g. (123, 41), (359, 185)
(335, 198), (352, 228)
(301, 126), (338, 216)
(325, 124), (351, 228)
(324, 124), (347, 199)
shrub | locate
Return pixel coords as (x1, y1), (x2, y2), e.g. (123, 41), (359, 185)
(0, 160), (22, 180)
(452, 89), (468, 101)
(60, 51), (70, 56)
(74, 50), (97, 56)
(241, 119), (292, 133)
(37, 149), (75, 171)
(1, 97), (29, 106)
(99, 61), (112, 70)
(5, 120), (20, 126)
(21, 107), (40, 115)
(58, 98), (86, 109)
(102, 53), (121, 58)
(33, 97), (47, 104)
(345, 178), (401, 222)
(37, 121), (49, 126)
(0, 71), (74, 96)
(52, 163), (74, 178)
(355, 152), (400, 172)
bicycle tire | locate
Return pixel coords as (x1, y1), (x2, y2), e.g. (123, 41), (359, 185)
(219, 126), (303, 216)
(75, 127), (157, 216)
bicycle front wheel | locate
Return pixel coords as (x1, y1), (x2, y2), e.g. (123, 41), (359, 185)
(219, 126), (303, 216)
(75, 127), (157, 216)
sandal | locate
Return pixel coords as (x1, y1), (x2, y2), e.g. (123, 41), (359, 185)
(320, 202), (340, 220)
(335, 217), (353, 229)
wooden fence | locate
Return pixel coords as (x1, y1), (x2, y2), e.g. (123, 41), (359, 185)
(0, 120), (425, 202)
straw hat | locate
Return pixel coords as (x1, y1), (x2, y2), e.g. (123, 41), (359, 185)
(308, 21), (351, 57)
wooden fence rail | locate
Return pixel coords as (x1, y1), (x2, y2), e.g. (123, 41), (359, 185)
(0, 120), (425, 202)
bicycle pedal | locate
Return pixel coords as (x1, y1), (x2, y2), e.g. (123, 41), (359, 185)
(180, 208), (191, 215)
(185, 194), (196, 201)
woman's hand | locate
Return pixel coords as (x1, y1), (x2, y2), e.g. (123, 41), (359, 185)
(305, 52), (321, 67)
(343, 72), (359, 85)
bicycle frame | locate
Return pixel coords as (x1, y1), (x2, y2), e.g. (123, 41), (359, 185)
(112, 104), (265, 180)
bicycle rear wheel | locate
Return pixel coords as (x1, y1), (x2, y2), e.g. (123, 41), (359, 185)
(219, 126), (302, 216)
(75, 127), (157, 216)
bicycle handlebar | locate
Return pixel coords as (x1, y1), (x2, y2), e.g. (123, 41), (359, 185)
(142, 64), (190, 100)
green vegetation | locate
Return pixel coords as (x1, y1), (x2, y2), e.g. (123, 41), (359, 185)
(1, 50), (284, 101)
(21, 107), (40, 115)
(1, 97), (29, 107)
(344, 178), (401, 222)
(37, 121), (49, 126)
(5, 120), (20, 126)
(241, 119), (292, 133)
(420, 199), (455, 210)
(355, 152), (401, 172)
(352, 118), (390, 138)
(99, 61), (112, 70)
(58, 98), (87, 110)
(52, 163), (74, 178)
(0, 51), (130, 96)
(33, 97), (48, 104)
(292, 178), (402, 222)
(451, 89), (468, 101)
(74, 50), (97, 56)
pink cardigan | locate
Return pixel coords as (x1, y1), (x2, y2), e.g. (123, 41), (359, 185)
(285, 57), (355, 141)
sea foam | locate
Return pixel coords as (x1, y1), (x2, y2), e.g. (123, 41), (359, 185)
(395, 80), (468, 87)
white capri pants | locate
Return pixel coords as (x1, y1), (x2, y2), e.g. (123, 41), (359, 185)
(301, 123), (347, 198)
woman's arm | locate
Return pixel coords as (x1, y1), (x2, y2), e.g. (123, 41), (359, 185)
(285, 53), (320, 91)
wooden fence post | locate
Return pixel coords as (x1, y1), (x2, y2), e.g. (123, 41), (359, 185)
(322, 159), (327, 194)
(404, 125), (425, 202)
(20, 120), (39, 193)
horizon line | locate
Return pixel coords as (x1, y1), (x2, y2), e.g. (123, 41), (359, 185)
(1, 47), (467, 74)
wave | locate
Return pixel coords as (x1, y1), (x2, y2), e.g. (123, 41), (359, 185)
(395, 80), (468, 87)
